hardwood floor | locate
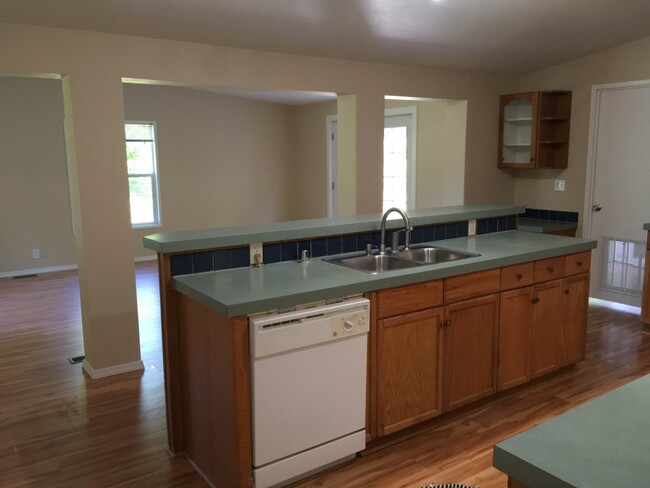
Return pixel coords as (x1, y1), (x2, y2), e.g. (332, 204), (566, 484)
(0, 262), (203, 487)
(1, 263), (648, 487)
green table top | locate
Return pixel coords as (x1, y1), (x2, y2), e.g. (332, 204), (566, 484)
(518, 218), (577, 234)
(143, 204), (525, 253)
(494, 374), (650, 488)
(173, 230), (596, 317)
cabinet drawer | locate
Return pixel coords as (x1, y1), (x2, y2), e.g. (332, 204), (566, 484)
(444, 269), (501, 304)
(501, 262), (534, 290)
(564, 251), (591, 276)
(376, 280), (443, 319)
(534, 257), (564, 283)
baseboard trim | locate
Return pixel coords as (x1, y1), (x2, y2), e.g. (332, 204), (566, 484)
(134, 255), (157, 263)
(1, 255), (157, 279)
(82, 359), (145, 379)
(0, 264), (78, 279)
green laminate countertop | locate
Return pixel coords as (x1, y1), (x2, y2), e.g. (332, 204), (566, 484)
(644, 223), (650, 230)
(143, 204), (525, 253)
(518, 218), (577, 234)
(493, 374), (650, 488)
(172, 230), (596, 317)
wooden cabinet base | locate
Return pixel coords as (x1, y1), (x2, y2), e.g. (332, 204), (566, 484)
(508, 477), (529, 488)
(177, 294), (253, 488)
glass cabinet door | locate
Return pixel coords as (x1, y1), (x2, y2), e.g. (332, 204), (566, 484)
(499, 92), (538, 168)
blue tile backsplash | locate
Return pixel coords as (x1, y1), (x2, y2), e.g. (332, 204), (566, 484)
(169, 215), (517, 276)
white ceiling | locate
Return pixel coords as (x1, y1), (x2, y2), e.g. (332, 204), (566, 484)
(2, 0), (650, 74)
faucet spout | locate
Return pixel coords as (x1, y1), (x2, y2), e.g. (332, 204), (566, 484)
(379, 207), (411, 255)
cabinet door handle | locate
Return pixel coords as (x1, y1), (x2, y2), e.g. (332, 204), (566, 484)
(564, 289), (570, 295)
(547, 266), (554, 273)
(441, 319), (451, 328)
(531, 297), (540, 304)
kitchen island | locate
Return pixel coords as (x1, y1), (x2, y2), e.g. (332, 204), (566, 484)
(144, 205), (596, 488)
(493, 374), (650, 488)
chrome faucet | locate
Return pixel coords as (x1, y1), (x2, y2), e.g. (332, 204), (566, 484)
(379, 207), (412, 255)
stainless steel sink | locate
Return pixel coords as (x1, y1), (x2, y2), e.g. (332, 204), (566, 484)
(394, 246), (480, 264)
(323, 253), (420, 274)
(323, 246), (480, 273)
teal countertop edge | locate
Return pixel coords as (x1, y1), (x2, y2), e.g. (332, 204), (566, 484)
(644, 223), (650, 230)
(173, 231), (596, 317)
(493, 374), (650, 487)
(518, 218), (577, 234)
(143, 204), (525, 253)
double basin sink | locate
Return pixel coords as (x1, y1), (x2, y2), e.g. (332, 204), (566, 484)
(324, 246), (480, 274)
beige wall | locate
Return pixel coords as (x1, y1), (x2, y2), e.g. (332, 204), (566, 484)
(0, 77), (76, 274)
(292, 100), (337, 220)
(1, 80), (307, 269)
(124, 84), (300, 258)
(514, 36), (650, 234)
(0, 21), (516, 371)
(385, 99), (468, 208)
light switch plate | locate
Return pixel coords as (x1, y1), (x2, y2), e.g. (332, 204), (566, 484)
(554, 179), (566, 191)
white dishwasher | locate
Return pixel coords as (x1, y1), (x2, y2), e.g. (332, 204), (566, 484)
(249, 297), (369, 488)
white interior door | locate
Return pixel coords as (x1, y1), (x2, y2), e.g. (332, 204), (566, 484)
(383, 107), (416, 212)
(585, 81), (650, 306)
(327, 116), (338, 218)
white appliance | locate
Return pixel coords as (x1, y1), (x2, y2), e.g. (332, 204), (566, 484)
(249, 297), (369, 488)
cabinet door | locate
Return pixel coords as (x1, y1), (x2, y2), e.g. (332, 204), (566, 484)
(377, 308), (442, 436)
(498, 92), (538, 169)
(498, 287), (533, 391)
(559, 273), (590, 367)
(529, 280), (563, 379)
(441, 295), (499, 411)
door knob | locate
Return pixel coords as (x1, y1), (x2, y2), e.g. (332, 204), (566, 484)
(592, 204), (602, 212)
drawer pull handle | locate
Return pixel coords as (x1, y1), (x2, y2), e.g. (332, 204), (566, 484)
(516, 273), (523, 279)
(531, 297), (540, 304)
(547, 266), (554, 273)
(577, 261), (583, 266)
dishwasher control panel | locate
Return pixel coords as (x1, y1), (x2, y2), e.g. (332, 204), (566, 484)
(331, 312), (369, 337)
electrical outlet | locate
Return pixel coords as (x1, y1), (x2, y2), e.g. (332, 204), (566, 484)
(250, 243), (263, 266)
(468, 219), (477, 236)
(554, 179), (566, 192)
(32, 248), (41, 259)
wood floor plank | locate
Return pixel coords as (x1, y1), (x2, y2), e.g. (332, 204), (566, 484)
(2, 263), (649, 487)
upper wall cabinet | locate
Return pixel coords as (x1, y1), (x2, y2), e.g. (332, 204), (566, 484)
(498, 90), (572, 169)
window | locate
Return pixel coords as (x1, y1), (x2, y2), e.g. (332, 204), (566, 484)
(125, 122), (161, 227)
(383, 107), (416, 212)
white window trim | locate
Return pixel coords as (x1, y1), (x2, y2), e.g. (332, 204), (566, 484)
(384, 106), (417, 210)
(125, 120), (162, 229)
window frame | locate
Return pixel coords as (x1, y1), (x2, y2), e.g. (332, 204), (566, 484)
(125, 121), (162, 229)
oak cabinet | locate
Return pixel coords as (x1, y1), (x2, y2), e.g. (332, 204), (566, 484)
(376, 308), (443, 436)
(497, 280), (564, 388)
(441, 294), (499, 411)
(497, 252), (592, 391)
(373, 251), (591, 438)
(498, 286), (533, 391)
(559, 273), (590, 366)
(529, 279), (564, 379)
(498, 90), (572, 169)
